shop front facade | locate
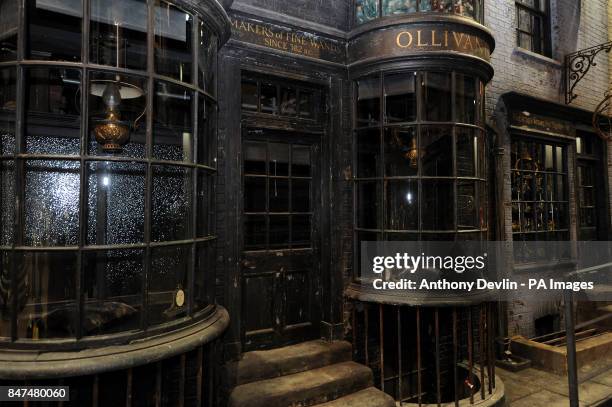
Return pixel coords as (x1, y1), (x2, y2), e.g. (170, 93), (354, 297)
(0, 0), (232, 405)
(1, 0), (611, 405)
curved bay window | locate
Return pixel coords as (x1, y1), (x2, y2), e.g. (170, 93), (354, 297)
(355, 70), (487, 281)
(0, 0), (221, 346)
(351, 70), (498, 405)
(355, 0), (484, 25)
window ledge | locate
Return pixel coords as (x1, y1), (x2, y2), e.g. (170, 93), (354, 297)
(513, 47), (562, 68)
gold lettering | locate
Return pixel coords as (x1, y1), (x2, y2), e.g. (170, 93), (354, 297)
(464, 35), (473, 49)
(396, 31), (413, 48)
(444, 30), (449, 47)
(431, 30), (442, 47)
(452, 32), (466, 47)
(417, 30), (428, 46)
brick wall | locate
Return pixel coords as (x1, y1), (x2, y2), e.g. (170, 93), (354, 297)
(485, 0), (609, 117)
(485, 0), (610, 338)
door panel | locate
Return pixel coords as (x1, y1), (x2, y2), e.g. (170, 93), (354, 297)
(241, 133), (321, 350)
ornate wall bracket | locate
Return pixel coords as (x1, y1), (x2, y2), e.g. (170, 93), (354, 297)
(593, 89), (612, 141)
(565, 41), (612, 104)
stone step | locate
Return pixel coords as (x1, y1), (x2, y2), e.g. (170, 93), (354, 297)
(224, 340), (352, 387)
(228, 361), (373, 407)
(314, 387), (396, 407)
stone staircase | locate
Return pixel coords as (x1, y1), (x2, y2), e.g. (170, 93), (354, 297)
(223, 340), (395, 407)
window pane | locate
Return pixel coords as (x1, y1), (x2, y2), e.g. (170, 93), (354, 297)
(0, 0), (18, 61)
(260, 81), (278, 115)
(422, 181), (454, 230)
(194, 242), (214, 312)
(292, 179), (311, 213)
(83, 250), (143, 335)
(357, 181), (380, 229)
(245, 177), (265, 213)
(280, 86), (297, 116)
(292, 214), (311, 248)
(357, 76), (380, 126)
(154, 1), (193, 83)
(244, 215), (266, 250)
(298, 90), (316, 119)
(356, 128), (381, 178)
(421, 126), (453, 176)
(459, 0), (478, 18)
(17, 251), (78, 339)
(90, 0), (147, 70)
(198, 22), (217, 94)
(458, 181), (477, 230)
(423, 72), (452, 122)
(1, 161), (14, 246)
(88, 72), (146, 158)
(25, 68), (81, 155)
(519, 33), (533, 51)
(292, 145), (311, 177)
(269, 215), (289, 248)
(198, 95), (216, 167)
(0, 68), (16, 156)
(356, 0), (379, 24)
(385, 127), (418, 176)
(386, 180), (418, 230)
(25, 160), (80, 246)
(269, 143), (290, 176)
(152, 165), (193, 242)
(456, 128), (476, 177)
(383, 0), (417, 15)
(456, 74), (477, 124)
(0, 251), (10, 337)
(269, 178), (289, 212)
(154, 82), (194, 162)
(197, 171), (213, 237)
(87, 161), (146, 245)
(27, 0), (82, 61)
(241, 79), (258, 112)
(518, 8), (532, 31)
(244, 141), (266, 175)
(555, 146), (563, 171)
(149, 245), (190, 325)
(385, 73), (417, 123)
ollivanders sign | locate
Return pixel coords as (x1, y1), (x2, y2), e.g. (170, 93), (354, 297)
(230, 14), (345, 64)
(348, 25), (493, 65)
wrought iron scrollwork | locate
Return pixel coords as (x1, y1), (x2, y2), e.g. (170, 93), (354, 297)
(593, 89), (612, 141)
(565, 41), (612, 104)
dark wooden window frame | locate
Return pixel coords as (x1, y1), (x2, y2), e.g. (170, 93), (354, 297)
(352, 70), (488, 281)
(515, 0), (551, 57)
(510, 135), (569, 242)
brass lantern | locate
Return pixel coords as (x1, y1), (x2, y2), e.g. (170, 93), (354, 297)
(91, 79), (144, 153)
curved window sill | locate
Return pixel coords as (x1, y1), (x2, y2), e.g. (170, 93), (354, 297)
(0, 306), (229, 380)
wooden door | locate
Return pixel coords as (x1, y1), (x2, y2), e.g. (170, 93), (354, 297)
(241, 130), (321, 350)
